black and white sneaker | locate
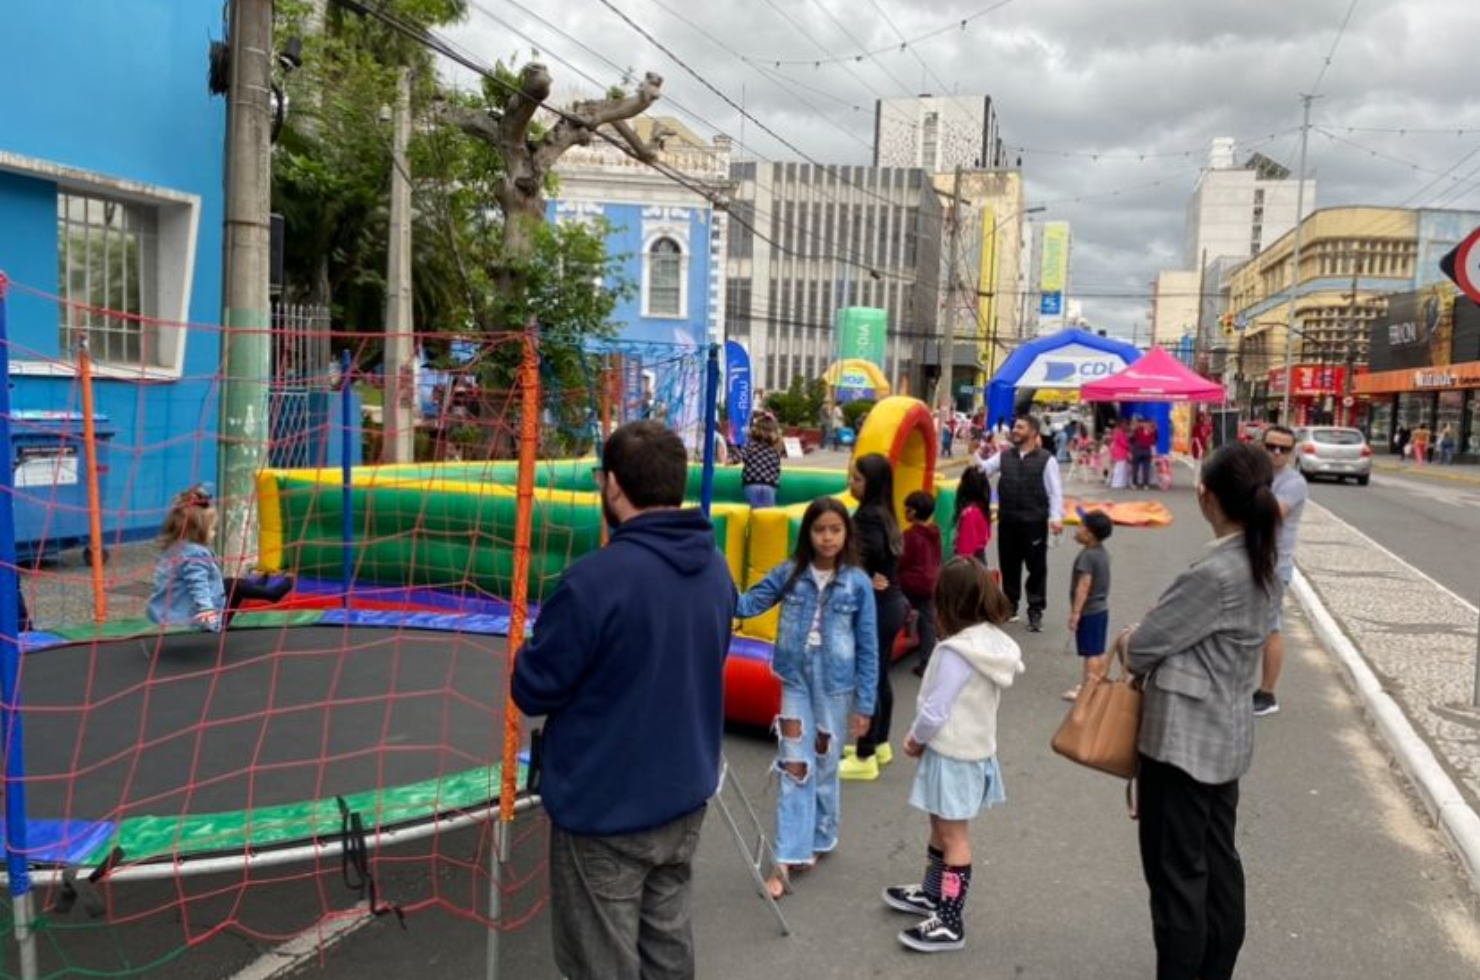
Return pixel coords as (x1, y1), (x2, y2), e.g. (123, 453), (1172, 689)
(898, 915), (965, 952)
(1252, 690), (1280, 717)
(882, 884), (938, 917)
(1008, 612), (1021, 623)
(1027, 614), (1043, 633)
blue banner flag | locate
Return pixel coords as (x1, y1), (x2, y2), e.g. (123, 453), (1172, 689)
(724, 341), (752, 446)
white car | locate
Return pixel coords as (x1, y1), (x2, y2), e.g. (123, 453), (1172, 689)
(1294, 426), (1373, 485)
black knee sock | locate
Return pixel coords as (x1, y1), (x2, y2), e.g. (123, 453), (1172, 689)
(922, 846), (945, 902)
(938, 863), (972, 933)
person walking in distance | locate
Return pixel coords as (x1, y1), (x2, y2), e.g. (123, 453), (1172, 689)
(1253, 424), (1307, 717)
(977, 416), (1064, 632)
(511, 421), (737, 980)
(1116, 442), (1281, 980)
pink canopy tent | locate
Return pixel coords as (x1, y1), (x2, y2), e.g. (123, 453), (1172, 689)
(1079, 346), (1226, 403)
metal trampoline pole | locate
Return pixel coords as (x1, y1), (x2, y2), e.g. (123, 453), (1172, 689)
(488, 324), (542, 980)
(340, 349), (353, 611)
(700, 343), (719, 516)
(0, 275), (39, 979)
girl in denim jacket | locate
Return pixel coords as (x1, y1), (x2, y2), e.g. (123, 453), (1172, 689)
(737, 496), (879, 899)
(146, 486), (292, 632)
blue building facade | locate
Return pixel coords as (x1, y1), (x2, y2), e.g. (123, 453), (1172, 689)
(548, 198), (722, 350)
(0, 0), (227, 543)
(547, 131), (731, 447)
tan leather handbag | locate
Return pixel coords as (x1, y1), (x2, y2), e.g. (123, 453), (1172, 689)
(1051, 650), (1143, 779)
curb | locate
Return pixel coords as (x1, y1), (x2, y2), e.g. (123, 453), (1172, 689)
(1372, 462), (1480, 488)
(1291, 569), (1480, 891)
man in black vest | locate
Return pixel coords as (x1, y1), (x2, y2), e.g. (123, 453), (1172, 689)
(978, 415), (1064, 632)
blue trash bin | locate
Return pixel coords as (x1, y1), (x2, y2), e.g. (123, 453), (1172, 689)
(9, 411), (115, 565)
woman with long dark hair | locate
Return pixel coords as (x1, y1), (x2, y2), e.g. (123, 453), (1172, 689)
(1112, 442), (1281, 980)
(841, 453), (909, 781)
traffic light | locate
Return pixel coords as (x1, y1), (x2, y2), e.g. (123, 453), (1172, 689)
(1219, 313), (1234, 337)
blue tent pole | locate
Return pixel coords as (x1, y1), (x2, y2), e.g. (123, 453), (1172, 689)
(340, 349), (353, 611)
(700, 344), (720, 517)
(0, 274), (39, 978)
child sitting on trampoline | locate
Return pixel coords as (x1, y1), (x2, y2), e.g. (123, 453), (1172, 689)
(147, 485), (293, 632)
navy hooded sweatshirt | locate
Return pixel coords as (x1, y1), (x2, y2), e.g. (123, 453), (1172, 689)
(512, 508), (737, 836)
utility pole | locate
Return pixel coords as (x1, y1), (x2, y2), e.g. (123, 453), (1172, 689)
(937, 166), (963, 412)
(1280, 93), (1316, 424)
(1342, 265), (1359, 426)
(384, 68), (415, 463)
(220, 0), (274, 573)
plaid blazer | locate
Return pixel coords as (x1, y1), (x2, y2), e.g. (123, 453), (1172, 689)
(1128, 535), (1271, 785)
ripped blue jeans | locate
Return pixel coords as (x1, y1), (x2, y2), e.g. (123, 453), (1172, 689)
(774, 648), (853, 866)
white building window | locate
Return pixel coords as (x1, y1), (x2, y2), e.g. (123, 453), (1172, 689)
(58, 190), (160, 366)
(646, 237), (685, 318)
(921, 112), (940, 172)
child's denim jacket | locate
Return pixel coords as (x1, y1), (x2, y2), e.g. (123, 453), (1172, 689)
(737, 563), (879, 716)
(147, 542), (226, 630)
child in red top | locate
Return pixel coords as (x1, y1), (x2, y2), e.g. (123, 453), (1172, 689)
(953, 467), (992, 563)
(900, 490), (943, 676)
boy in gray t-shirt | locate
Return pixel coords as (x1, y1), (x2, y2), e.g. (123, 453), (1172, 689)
(1064, 510), (1114, 701)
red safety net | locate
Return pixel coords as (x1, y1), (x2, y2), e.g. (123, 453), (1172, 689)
(0, 277), (708, 976)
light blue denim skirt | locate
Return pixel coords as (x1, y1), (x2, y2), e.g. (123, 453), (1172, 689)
(908, 749), (1006, 820)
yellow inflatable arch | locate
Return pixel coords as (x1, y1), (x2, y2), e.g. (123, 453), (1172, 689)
(822, 359), (891, 396)
(851, 395), (938, 523)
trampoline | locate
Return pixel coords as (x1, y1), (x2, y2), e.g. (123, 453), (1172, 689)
(8, 610), (527, 880)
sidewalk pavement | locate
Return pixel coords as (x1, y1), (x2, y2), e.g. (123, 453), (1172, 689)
(1374, 456), (1480, 486)
(1293, 500), (1480, 885)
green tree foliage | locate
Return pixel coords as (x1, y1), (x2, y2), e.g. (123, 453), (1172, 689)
(272, 0), (631, 404)
(764, 377), (828, 428)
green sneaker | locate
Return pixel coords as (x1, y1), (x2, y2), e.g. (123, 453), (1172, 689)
(839, 754), (880, 781)
(876, 743), (894, 766)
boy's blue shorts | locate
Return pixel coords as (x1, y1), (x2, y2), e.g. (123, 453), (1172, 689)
(1075, 610), (1110, 657)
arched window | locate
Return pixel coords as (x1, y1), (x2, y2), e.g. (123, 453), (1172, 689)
(647, 237), (683, 317)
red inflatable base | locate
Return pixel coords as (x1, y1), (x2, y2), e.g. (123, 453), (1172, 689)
(723, 629), (920, 729)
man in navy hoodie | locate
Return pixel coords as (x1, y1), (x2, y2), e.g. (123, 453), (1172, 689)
(513, 420), (737, 980)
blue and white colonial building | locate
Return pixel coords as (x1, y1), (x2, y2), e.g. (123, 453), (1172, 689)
(549, 119), (731, 350)
(0, 0), (228, 541)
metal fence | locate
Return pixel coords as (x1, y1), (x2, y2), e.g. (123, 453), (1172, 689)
(269, 302), (334, 469)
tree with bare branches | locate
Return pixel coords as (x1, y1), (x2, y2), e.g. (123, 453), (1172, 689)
(440, 63), (665, 315)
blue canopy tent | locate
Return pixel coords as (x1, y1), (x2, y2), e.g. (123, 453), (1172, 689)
(986, 329), (1170, 453)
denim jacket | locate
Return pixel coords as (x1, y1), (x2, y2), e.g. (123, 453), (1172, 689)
(147, 542), (225, 631)
(737, 562), (879, 716)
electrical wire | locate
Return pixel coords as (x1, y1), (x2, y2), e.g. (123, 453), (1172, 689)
(735, 0), (1016, 68)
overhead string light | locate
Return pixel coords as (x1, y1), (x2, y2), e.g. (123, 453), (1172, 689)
(1004, 128), (1301, 163)
(737, 0), (1016, 67)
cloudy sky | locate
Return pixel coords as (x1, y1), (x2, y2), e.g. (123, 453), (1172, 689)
(444, 0), (1480, 338)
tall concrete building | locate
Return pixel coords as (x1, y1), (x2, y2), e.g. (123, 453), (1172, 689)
(1151, 270), (1202, 349)
(1185, 137), (1311, 268)
(874, 96), (1008, 173)
(724, 162), (943, 396)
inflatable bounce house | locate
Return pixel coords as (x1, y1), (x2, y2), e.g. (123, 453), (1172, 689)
(255, 396), (948, 728)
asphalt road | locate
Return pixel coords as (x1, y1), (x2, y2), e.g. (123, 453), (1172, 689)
(1307, 469), (1480, 607)
(25, 478), (1480, 979)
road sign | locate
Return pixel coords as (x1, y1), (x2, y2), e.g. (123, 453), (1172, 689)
(1439, 226), (1480, 305)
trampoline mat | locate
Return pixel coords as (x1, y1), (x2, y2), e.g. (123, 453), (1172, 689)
(16, 626), (507, 826)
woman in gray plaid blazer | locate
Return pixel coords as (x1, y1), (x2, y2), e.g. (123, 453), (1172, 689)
(1114, 443), (1280, 980)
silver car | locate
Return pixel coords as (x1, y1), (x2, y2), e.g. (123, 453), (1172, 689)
(1294, 426), (1372, 485)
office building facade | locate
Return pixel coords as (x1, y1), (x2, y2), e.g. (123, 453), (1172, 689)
(724, 162), (943, 396)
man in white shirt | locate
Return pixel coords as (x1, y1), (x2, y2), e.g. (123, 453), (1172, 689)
(978, 416), (1064, 632)
(1255, 424), (1308, 716)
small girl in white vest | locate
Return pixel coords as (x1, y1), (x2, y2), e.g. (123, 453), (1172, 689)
(883, 557), (1023, 953)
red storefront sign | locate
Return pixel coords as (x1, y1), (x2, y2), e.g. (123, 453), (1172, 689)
(1266, 364), (1348, 396)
